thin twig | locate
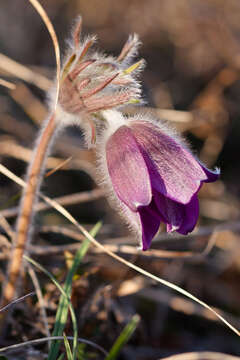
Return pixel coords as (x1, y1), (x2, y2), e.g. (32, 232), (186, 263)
(34, 222), (240, 259)
(29, 228), (197, 259)
(0, 138), (95, 178)
(28, 237), (194, 259)
(0, 292), (35, 313)
(0, 336), (108, 356)
(27, 243), (197, 258)
(0, 188), (104, 219)
(0, 223), (228, 260)
(27, 265), (50, 347)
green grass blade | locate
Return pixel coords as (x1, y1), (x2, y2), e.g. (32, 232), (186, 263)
(63, 333), (73, 360)
(76, 343), (86, 360)
(47, 221), (102, 360)
(105, 315), (140, 360)
(0, 191), (21, 210)
(57, 353), (64, 360)
(24, 254), (78, 359)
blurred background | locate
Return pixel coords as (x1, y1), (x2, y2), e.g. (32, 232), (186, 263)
(0, 0), (240, 359)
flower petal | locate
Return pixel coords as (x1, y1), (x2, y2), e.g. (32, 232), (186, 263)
(138, 202), (161, 250)
(153, 190), (183, 231)
(154, 191), (199, 234)
(201, 165), (220, 183)
(131, 121), (219, 204)
(106, 125), (152, 211)
(177, 195), (199, 234)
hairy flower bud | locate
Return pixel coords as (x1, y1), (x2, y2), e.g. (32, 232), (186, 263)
(57, 18), (143, 118)
(97, 111), (220, 250)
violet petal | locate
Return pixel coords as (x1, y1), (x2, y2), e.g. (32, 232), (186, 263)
(177, 195), (199, 234)
(153, 190), (183, 231)
(131, 121), (219, 204)
(138, 202), (161, 250)
(106, 125), (152, 211)
(201, 165), (220, 183)
(154, 190), (199, 235)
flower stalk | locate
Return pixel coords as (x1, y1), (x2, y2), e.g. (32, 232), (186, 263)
(0, 113), (57, 321)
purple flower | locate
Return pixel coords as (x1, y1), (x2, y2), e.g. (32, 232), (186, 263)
(99, 112), (219, 250)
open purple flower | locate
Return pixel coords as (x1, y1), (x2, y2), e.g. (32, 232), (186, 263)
(99, 112), (219, 250)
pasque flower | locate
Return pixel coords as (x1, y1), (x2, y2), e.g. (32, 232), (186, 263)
(49, 18), (219, 250)
(98, 111), (220, 250)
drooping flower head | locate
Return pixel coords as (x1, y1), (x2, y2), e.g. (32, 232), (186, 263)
(98, 111), (220, 250)
(53, 17), (220, 250)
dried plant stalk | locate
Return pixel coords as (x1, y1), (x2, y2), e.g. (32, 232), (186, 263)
(0, 0), (61, 329)
(0, 114), (56, 323)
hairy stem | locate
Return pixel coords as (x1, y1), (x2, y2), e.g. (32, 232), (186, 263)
(0, 113), (57, 320)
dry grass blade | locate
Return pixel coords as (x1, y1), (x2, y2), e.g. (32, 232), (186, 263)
(0, 139), (94, 176)
(0, 139), (47, 167)
(0, 163), (239, 337)
(0, 53), (51, 91)
(160, 351), (240, 360)
(45, 156), (72, 177)
(27, 0), (60, 105)
(10, 83), (48, 125)
(0, 78), (16, 90)
(136, 286), (240, 329)
(0, 215), (14, 239)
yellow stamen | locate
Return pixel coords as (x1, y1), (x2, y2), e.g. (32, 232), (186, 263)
(123, 59), (144, 75)
(60, 53), (76, 84)
(128, 99), (140, 104)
